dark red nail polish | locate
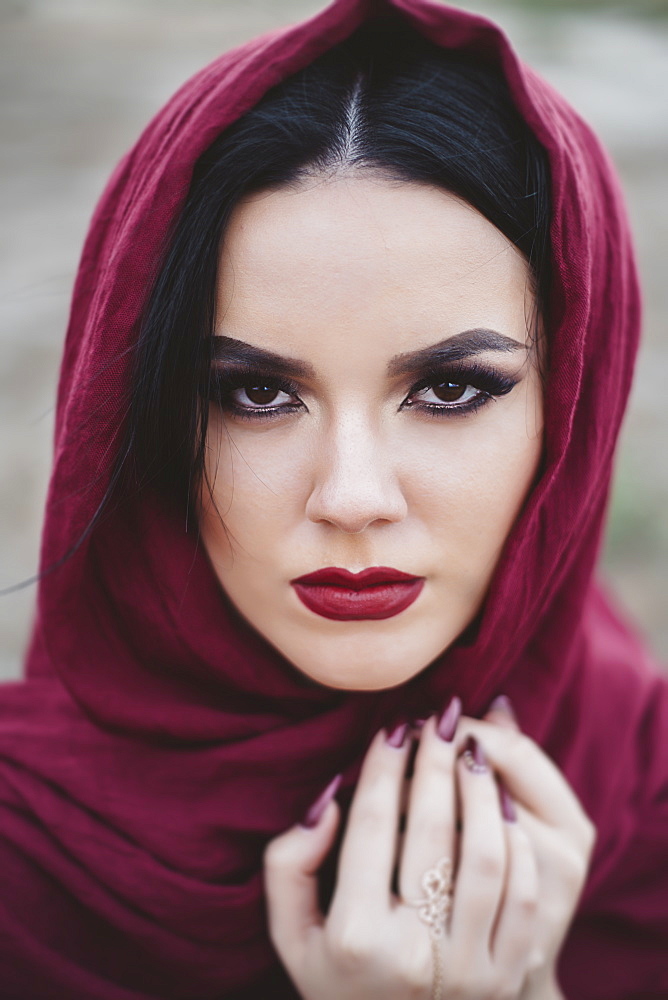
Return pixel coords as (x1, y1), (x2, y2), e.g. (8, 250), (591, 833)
(498, 781), (517, 822)
(461, 735), (487, 774)
(437, 695), (462, 742)
(385, 722), (409, 748)
(488, 694), (518, 725)
(300, 774), (342, 829)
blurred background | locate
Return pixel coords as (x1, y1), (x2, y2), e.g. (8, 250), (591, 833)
(1, 0), (666, 680)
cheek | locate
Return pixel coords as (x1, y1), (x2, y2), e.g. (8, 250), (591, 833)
(199, 412), (310, 564)
(401, 395), (542, 579)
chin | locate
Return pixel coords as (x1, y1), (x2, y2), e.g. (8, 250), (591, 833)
(303, 669), (424, 692)
(272, 628), (452, 692)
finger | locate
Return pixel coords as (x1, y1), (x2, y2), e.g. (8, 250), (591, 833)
(333, 724), (411, 908)
(513, 803), (593, 912)
(453, 717), (593, 838)
(399, 699), (460, 901)
(484, 694), (520, 731)
(263, 785), (341, 965)
(491, 802), (539, 985)
(450, 736), (507, 956)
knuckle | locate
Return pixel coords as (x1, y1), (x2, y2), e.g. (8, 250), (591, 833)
(505, 729), (533, 766)
(468, 974), (494, 999)
(354, 773), (396, 825)
(581, 816), (597, 854)
(263, 836), (291, 873)
(474, 848), (504, 880)
(395, 940), (431, 992)
(444, 968), (466, 998)
(449, 953), (491, 998)
(526, 946), (547, 974)
(516, 890), (539, 919)
(495, 980), (521, 1000)
(265, 910), (282, 949)
(396, 961), (424, 993)
(325, 920), (375, 970)
(427, 745), (456, 778)
(353, 802), (388, 840)
(560, 844), (589, 890)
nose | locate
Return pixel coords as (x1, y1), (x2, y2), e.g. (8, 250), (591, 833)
(305, 414), (408, 533)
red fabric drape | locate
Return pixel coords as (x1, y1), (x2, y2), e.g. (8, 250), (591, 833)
(1, 1), (666, 997)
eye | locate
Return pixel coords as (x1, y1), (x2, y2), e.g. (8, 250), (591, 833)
(232, 385), (296, 409)
(411, 381), (480, 406)
(400, 364), (519, 417)
(208, 369), (305, 421)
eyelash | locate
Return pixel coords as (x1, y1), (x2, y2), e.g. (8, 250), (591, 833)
(206, 363), (518, 423)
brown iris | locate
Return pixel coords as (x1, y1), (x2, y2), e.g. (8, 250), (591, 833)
(245, 386), (280, 405)
(432, 382), (467, 402)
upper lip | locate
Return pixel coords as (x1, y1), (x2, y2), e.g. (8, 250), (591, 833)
(291, 566), (423, 589)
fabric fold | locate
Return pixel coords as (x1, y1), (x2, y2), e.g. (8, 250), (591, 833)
(1, 1), (664, 997)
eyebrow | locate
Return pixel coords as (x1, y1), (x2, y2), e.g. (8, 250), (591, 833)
(212, 327), (526, 380)
(387, 328), (526, 377)
(212, 336), (316, 380)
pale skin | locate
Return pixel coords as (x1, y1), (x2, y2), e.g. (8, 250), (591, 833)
(198, 174), (596, 997)
(264, 704), (595, 1000)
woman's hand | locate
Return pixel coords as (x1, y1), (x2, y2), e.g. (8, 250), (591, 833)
(263, 697), (595, 1000)
(460, 700), (597, 999)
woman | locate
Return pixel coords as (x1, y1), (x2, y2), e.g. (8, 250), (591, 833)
(1, 0), (666, 998)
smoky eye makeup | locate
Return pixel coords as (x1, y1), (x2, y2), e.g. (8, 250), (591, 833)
(206, 359), (522, 422)
(207, 364), (306, 420)
(399, 361), (520, 417)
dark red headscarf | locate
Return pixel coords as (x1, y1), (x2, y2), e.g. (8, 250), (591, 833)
(1, 0), (666, 997)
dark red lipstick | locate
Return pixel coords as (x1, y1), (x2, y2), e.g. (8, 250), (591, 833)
(290, 566), (425, 621)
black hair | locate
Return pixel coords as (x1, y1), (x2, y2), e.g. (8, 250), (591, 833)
(95, 17), (551, 534)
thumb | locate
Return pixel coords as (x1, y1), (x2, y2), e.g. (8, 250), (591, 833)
(484, 694), (521, 730)
(263, 775), (342, 965)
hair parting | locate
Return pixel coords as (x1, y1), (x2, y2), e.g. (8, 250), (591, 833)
(28, 16), (551, 580)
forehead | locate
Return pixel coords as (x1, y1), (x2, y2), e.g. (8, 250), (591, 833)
(215, 175), (533, 356)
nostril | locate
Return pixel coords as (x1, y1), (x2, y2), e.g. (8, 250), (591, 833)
(305, 500), (407, 533)
(305, 476), (408, 532)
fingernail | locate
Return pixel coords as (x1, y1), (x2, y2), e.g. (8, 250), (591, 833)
(411, 717), (428, 730)
(437, 695), (462, 742)
(385, 722), (410, 748)
(300, 774), (342, 829)
(461, 735), (488, 774)
(498, 780), (517, 822)
(488, 694), (518, 725)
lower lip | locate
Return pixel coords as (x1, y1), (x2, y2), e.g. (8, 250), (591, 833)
(291, 579), (425, 621)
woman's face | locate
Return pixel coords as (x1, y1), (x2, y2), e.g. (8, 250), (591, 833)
(199, 175), (543, 690)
